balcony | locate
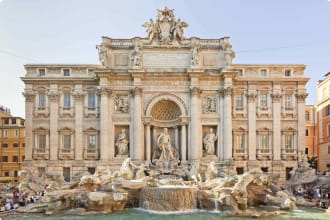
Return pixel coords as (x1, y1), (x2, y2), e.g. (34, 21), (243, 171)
(281, 148), (297, 160)
(83, 147), (99, 160)
(257, 148), (272, 160)
(233, 148), (248, 160)
(33, 148), (49, 160)
(33, 107), (49, 117)
(84, 107), (99, 118)
(58, 148), (74, 160)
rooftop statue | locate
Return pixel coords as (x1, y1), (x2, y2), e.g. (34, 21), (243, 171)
(142, 6), (188, 44)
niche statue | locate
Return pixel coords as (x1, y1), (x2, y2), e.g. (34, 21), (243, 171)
(115, 129), (129, 156)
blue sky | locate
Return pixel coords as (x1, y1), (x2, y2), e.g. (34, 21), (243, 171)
(1, 0), (330, 117)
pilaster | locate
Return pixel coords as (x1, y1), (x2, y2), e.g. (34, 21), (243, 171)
(132, 87), (144, 160)
(247, 93), (257, 160)
(272, 93), (282, 160)
(72, 90), (84, 160)
(99, 87), (111, 160)
(190, 87), (202, 160)
(23, 91), (34, 160)
(47, 90), (59, 161)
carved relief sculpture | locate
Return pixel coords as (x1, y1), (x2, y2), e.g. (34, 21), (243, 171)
(114, 95), (128, 113)
(115, 129), (129, 156)
(203, 128), (217, 155)
(202, 96), (217, 113)
(142, 6), (188, 45)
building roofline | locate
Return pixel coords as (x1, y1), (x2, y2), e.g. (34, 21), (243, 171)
(24, 64), (100, 68)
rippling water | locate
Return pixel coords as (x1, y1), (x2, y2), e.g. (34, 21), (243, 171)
(1, 207), (329, 220)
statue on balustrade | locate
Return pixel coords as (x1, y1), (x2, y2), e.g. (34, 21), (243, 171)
(115, 129), (129, 156)
(152, 128), (179, 170)
(203, 128), (217, 156)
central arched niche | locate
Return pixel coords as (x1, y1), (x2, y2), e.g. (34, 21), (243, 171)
(150, 100), (181, 122)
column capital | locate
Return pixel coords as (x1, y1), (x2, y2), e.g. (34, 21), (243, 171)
(47, 91), (60, 102)
(246, 93), (257, 102)
(98, 87), (112, 96)
(296, 93), (308, 102)
(271, 93), (282, 103)
(72, 91), (85, 102)
(22, 91), (35, 102)
(220, 87), (233, 97)
(132, 87), (143, 97)
(190, 87), (202, 97)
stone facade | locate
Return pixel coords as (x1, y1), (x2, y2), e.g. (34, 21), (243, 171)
(316, 72), (330, 173)
(21, 7), (308, 182)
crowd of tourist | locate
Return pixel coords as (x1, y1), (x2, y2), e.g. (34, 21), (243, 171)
(0, 185), (45, 212)
(293, 185), (330, 209)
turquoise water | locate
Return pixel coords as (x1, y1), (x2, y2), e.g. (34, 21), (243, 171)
(2, 208), (329, 220)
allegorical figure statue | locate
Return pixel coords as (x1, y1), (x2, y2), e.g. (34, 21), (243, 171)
(157, 128), (175, 161)
(203, 128), (217, 155)
(115, 129), (129, 156)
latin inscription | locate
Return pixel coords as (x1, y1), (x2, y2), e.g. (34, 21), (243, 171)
(143, 52), (189, 68)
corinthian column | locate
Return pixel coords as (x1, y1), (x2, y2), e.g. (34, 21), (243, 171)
(73, 91), (84, 160)
(23, 91), (34, 160)
(47, 91), (60, 161)
(247, 93), (257, 160)
(296, 93), (308, 155)
(99, 87), (111, 160)
(222, 87), (233, 160)
(132, 87), (144, 160)
(190, 87), (201, 160)
(272, 93), (282, 160)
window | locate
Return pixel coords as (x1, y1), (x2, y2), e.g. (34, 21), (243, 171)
(88, 135), (96, 148)
(261, 167), (268, 173)
(4, 118), (9, 124)
(2, 156), (8, 162)
(4, 171), (9, 177)
(88, 167), (96, 175)
(284, 94), (293, 110)
(3, 130), (8, 137)
(12, 118), (16, 124)
(259, 69), (267, 77)
(305, 148), (309, 155)
(305, 111), (310, 120)
(237, 69), (243, 76)
(305, 129), (309, 136)
(286, 167), (293, 180)
(38, 134), (46, 149)
(284, 69), (292, 77)
(236, 167), (244, 175)
(328, 124), (330, 136)
(22, 143), (25, 147)
(39, 68), (46, 76)
(63, 68), (70, 76)
(15, 129), (19, 137)
(14, 171), (18, 177)
(285, 134), (294, 149)
(63, 135), (71, 149)
(63, 92), (71, 108)
(259, 94), (268, 109)
(235, 94), (244, 110)
(13, 143), (19, 148)
(13, 156), (18, 162)
(328, 146), (330, 154)
(236, 134), (245, 149)
(259, 134), (269, 149)
(326, 104), (330, 116)
(88, 92), (96, 109)
(22, 156), (25, 161)
(39, 93), (46, 108)
(63, 167), (71, 182)
(1, 143), (8, 148)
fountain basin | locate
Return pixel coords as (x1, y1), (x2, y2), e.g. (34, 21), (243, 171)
(139, 186), (198, 212)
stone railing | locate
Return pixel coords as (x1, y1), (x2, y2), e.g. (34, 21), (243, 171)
(33, 148), (49, 160)
(33, 107), (49, 117)
(256, 148), (272, 160)
(233, 148), (248, 160)
(58, 148), (74, 160)
(84, 106), (100, 118)
(281, 148), (298, 160)
(83, 147), (99, 160)
(59, 106), (75, 117)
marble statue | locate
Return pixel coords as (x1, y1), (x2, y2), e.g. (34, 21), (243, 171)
(190, 46), (199, 66)
(142, 6), (188, 44)
(131, 43), (142, 68)
(203, 128), (217, 155)
(157, 128), (175, 161)
(96, 45), (107, 66)
(115, 129), (129, 156)
(115, 95), (128, 113)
